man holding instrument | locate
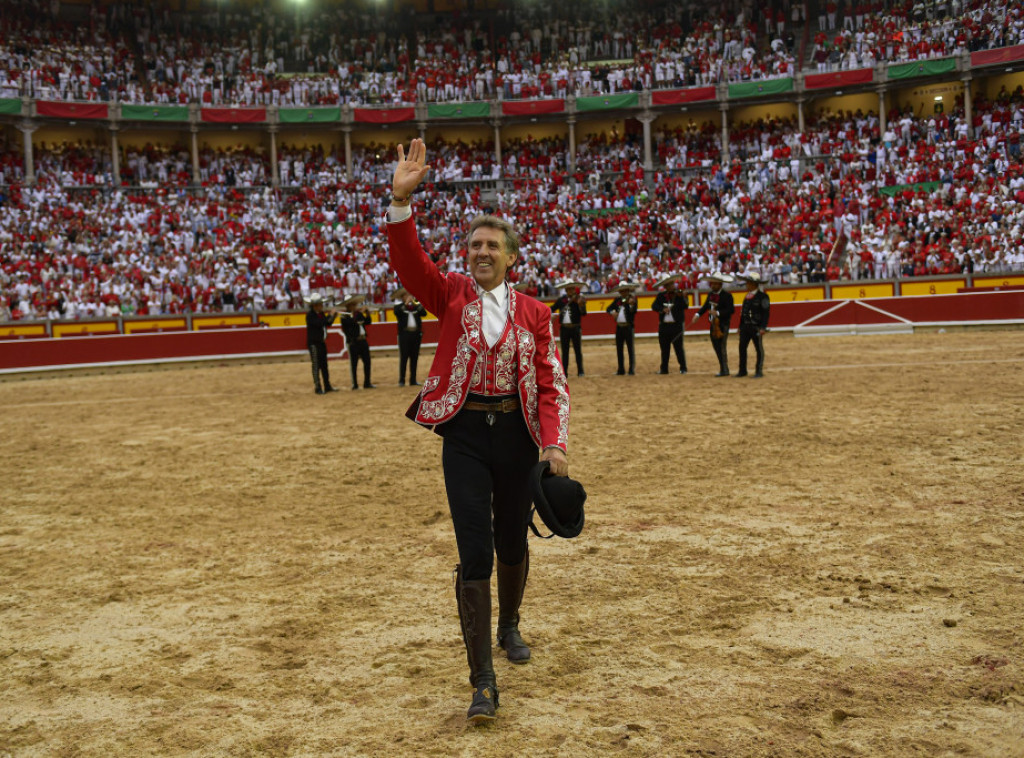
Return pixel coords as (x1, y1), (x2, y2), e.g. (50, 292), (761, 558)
(651, 273), (688, 374)
(690, 272), (735, 376)
(386, 139), (571, 724)
(605, 280), (638, 375)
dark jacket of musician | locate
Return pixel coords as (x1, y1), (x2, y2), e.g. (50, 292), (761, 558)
(739, 289), (771, 330)
(340, 309), (373, 342)
(696, 289), (735, 332)
(551, 294), (587, 324)
(394, 300), (427, 330)
(651, 291), (687, 324)
(305, 307), (337, 346)
(606, 296), (637, 326)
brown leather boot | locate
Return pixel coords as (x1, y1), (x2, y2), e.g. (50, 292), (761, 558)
(496, 552), (531, 664)
(454, 565), (498, 723)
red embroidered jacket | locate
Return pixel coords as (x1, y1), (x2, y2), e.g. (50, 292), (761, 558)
(387, 215), (570, 452)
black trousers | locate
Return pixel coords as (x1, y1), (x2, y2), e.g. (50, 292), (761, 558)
(308, 342), (331, 390)
(559, 324), (584, 375)
(398, 329), (422, 383)
(348, 337), (372, 387)
(738, 325), (764, 374)
(614, 325), (635, 373)
(441, 398), (538, 581)
(711, 329), (730, 373)
(658, 323), (686, 372)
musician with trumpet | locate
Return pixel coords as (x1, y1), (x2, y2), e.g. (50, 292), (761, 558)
(690, 272), (736, 377)
(605, 281), (639, 375)
(305, 292), (340, 394)
(651, 273), (688, 375)
(339, 294), (375, 389)
(393, 287), (427, 387)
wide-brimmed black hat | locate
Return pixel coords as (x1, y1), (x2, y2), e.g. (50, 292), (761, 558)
(529, 460), (586, 539)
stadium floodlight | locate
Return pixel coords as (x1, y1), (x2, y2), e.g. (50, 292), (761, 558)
(291, 0), (306, 30)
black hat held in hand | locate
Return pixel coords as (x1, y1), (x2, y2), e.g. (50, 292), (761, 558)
(529, 460), (586, 539)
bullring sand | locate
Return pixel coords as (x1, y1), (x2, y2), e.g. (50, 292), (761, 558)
(1, 330), (1022, 756)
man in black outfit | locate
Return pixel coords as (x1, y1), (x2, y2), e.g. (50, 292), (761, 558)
(651, 274), (688, 374)
(393, 288), (427, 386)
(339, 294), (375, 389)
(550, 280), (587, 377)
(305, 293), (339, 394)
(605, 280), (638, 375)
(690, 272), (736, 376)
(736, 271), (770, 378)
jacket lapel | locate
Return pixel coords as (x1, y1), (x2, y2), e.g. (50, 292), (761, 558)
(461, 287), (486, 355)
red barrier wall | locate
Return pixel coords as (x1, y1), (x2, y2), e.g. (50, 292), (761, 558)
(1, 292), (1021, 373)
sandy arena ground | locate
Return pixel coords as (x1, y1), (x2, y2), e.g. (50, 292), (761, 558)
(1, 329), (1023, 757)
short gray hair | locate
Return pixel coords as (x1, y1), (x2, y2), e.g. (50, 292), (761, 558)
(468, 214), (520, 260)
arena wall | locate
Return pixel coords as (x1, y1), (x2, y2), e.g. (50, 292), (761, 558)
(809, 93), (877, 117)
(2, 290), (1020, 374)
(730, 102), (799, 124)
(654, 110), (719, 131)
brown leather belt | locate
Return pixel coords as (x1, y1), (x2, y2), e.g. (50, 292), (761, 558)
(464, 398), (520, 413)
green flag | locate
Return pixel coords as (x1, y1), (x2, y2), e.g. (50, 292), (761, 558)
(120, 104), (190, 121)
(576, 93), (639, 111)
(0, 98), (22, 116)
(728, 78), (794, 99)
(427, 102), (491, 119)
(878, 181), (942, 197)
(887, 58), (956, 80)
(279, 107), (341, 124)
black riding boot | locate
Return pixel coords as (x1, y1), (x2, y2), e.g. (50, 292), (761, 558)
(455, 565), (498, 723)
(496, 552), (531, 664)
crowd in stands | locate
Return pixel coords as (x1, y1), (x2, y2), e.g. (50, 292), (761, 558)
(810, 0), (1024, 72)
(5, 0), (1022, 108)
(0, 0), (143, 101)
(3, 85), (1024, 322)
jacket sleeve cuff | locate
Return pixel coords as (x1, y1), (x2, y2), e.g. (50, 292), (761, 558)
(387, 204), (412, 224)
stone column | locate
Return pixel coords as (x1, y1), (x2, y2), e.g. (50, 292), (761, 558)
(638, 110), (656, 172)
(492, 119), (502, 168)
(417, 121), (427, 141)
(567, 116), (577, 174)
(190, 125), (201, 185)
(268, 124), (279, 187)
(962, 76), (973, 139)
(719, 102), (730, 164)
(109, 124), (121, 186)
(796, 96), (806, 133)
(19, 120), (36, 186)
(342, 124), (353, 181)
(877, 86), (887, 135)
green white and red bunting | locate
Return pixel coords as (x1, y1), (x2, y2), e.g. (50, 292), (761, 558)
(650, 87), (716, 105)
(120, 104), (190, 121)
(353, 107), (415, 124)
(427, 102), (491, 119)
(887, 58), (955, 80)
(804, 68), (873, 90)
(500, 99), (565, 116)
(727, 78), (794, 99)
(36, 101), (109, 119)
(576, 93), (639, 111)
(279, 107), (341, 124)
(200, 107), (267, 123)
(971, 44), (1024, 66)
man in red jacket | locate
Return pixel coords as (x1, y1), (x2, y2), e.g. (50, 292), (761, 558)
(387, 139), (570, 725)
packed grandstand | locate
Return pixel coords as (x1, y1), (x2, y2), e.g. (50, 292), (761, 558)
(1, 0), (1024, 321)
